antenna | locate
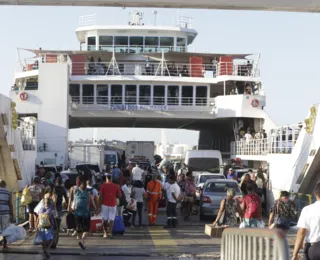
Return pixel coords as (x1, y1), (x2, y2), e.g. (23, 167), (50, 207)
(153, 10), (158, 26)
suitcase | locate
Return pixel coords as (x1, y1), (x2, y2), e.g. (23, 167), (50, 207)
(112, 216), (125, 235)
(90, 215), (103, 233)
(66, 212), (76, 230)
(158, 197), (167, 208)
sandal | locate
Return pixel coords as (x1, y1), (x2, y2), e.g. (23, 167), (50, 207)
(78, 241), (86, 250)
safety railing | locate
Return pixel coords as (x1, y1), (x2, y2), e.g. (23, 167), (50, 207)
(71, 61), (259, 78)
(221, 228), (290, 260)
(74, 95), (209, 107)
(231, 125), (303, 156)
(13, 192), (28, 224)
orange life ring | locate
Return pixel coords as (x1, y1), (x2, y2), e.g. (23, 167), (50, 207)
(19, 92), (28, 101)
(251, 99), (259, 108)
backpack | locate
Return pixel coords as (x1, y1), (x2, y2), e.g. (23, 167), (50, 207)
(74, 189), (89, 216)
(246, 194), (260, 218)
(185, 182), (196, 196)
(38, 213), (51, 228)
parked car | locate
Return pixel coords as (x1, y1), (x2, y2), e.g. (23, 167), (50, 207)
(199, 179), (242, 220)
(60, 169), (79, 190)
(194, 173), (226, 200)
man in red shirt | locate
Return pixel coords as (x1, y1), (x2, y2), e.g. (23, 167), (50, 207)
(99, 174), (121, 239)
(241, 182), (262, 228)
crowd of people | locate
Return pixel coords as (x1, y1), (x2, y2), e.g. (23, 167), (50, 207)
(2, 160), (320, 259)
(13, 163), (199, 259)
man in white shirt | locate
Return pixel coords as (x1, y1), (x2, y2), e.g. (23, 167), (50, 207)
(292, 183), (320, 260)
(244, 130), (253, 142)
(132, 164), (143, 182)
(163, 176), (181, 228)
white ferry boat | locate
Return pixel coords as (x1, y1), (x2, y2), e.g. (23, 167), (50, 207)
(0, 12), (319, 205)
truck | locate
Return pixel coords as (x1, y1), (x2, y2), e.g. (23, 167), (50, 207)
(69, 144), (104, 170)
(125, 141), (155, 164)
(69, 144), (120, 171)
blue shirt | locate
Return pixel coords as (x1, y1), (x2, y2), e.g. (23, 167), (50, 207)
(227, 173), (234, 179)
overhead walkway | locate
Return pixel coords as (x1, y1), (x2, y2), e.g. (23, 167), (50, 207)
(1, 0), (320, 12)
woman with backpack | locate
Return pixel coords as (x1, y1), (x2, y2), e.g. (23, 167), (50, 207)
(73, 180), (97, 250)
(268, 190), (296, 234)
(184, 174), (196, 221)
(36, 197), (57, 259)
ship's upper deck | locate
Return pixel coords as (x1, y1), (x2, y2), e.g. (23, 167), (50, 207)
(75, 13), (197, 53)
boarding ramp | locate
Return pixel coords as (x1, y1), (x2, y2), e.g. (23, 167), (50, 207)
(221, 228), (289, 260)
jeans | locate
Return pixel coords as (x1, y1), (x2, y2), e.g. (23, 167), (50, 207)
(167, 202), (177, 228)
(243, 218), (259, 228)
(132, 202), (143, 226)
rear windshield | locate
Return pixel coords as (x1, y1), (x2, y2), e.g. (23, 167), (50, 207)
(205, 181), (239, 193)
(200, 175), (224, 183)
(105, 154), (117, 165)
(188, 158), (220, 173)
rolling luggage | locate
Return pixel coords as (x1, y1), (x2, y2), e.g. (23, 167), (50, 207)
(112, 216), (125, 235)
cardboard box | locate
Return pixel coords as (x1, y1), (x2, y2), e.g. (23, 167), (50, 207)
(205, 224), (225, 238)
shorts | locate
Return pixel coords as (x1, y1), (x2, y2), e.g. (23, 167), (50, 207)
(28, 201), (40, 214)
(101, 205), (117, 222)
(76, 216), (90, 233)
(184, 196), (195, 204)
(0, 215), (10, 233)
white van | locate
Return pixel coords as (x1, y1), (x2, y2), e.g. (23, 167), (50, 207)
(184, 150), (223, 176)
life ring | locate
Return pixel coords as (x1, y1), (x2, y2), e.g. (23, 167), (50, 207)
(19, 92), (28, 101)
(251, 99), (259, 108)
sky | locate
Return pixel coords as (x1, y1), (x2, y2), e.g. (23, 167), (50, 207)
(0, 7), (319, 145)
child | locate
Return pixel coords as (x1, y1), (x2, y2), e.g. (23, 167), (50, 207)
(36, 197), (56, 259)
(132, 181), (145, 228)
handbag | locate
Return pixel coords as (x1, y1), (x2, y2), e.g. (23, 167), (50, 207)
(217, 199), (226, 226)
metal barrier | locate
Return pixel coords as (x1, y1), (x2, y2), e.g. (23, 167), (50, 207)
(221, 228), (289, 260)
(13, 192), (28, 224)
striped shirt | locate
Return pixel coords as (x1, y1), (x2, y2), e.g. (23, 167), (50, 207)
(0, 188), (10, 215)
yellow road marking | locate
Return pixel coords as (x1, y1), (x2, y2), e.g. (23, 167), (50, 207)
(148, 226), (177, 253)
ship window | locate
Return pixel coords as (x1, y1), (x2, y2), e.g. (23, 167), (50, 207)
(168, 85), (179, 105)
(82, 84), (94, 104)
(177, 37), (186, 52)
(111, 84), (123, 105)
(97, 84), (108, 104)
(99, 36), (113, 46)
(114, 36), (128, 46)
(69, 84), (80, 103)
(153, 85), (165, 105)
(139, 85), (151, 105)
(25, 78), (38, 90)
(125, 85), (137, 105)
(130, 37), (143, 47)
(87, 37), (96, 50)
(145, 37), (159, 52)
(182, 85), (193, 106)
(196, 86), (207, 106)
(160, 37), (174, 49)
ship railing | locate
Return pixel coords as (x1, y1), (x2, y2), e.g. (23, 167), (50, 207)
(71, 61), (258, 78)
(78, 96), (209, 107)
(18, 57), (40, 72)
(231, 124), (303, 156)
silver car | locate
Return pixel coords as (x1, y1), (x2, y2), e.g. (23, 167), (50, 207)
(199, 179), (242, 220)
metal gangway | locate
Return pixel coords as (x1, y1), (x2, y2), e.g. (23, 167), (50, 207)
(221, 228), (290, 260)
